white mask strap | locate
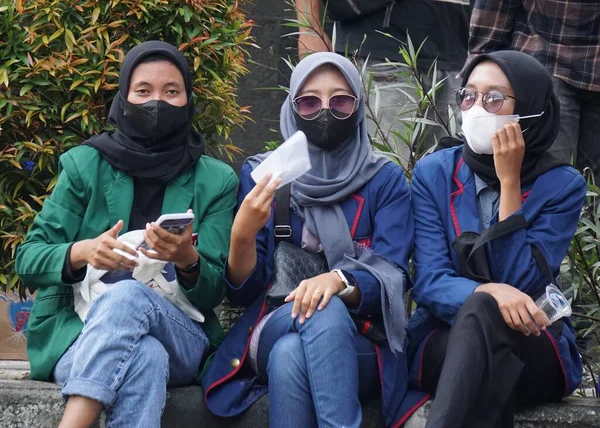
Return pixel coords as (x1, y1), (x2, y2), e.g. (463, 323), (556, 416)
(518, 111), (545, 120)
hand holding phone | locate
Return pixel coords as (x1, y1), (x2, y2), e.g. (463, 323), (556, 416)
(139, 211), (199, 269)
(155, 213), (195, 235)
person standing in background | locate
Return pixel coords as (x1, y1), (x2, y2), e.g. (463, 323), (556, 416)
(295, 0), (471, 161)
(469, 0), (600, 183)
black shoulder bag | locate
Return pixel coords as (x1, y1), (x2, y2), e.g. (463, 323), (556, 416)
(265, 184), (387, 345)
(265, 184), (329, 307)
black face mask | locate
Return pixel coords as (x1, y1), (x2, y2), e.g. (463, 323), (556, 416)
(121, 94), (190, 146)
(294, 109), (359, 151)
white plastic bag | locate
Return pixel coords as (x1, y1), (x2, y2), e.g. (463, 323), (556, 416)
(72, 230), (205, 323)
(251, 130), (312, 188)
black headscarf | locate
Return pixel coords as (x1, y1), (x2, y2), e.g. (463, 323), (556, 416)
(85, 40), (204, 183)
(461, 50), (566, 190)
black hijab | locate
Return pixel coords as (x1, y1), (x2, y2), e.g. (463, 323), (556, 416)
(461, 50), (566, 190)
(85, 41), (204, 183)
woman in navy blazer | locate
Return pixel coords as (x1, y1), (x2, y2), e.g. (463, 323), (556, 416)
(407, 51), (585, 427)
(202, 53), (428, 427)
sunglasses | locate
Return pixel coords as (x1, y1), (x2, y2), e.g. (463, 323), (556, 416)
(293, 94), (358, 120)
(456, 87), (516, 114)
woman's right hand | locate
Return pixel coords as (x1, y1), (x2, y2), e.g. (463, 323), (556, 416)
(231, 174), (281, 243)
(70, 220), (138, 271)
(475, 283), (551, 336)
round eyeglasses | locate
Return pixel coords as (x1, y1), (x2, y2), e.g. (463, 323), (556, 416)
(456, 87), (516, 114)
(293, 94), (358, 120)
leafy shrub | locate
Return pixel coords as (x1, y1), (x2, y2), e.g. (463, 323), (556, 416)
(562, 174), (600, 397)
(0, 0), (254, 291)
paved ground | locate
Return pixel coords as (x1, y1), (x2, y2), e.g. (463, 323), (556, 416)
(1, 361), (599, 428)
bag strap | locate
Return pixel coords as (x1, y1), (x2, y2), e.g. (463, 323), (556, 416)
(464, 213), (559, 288)
(274, 184), (292, 244)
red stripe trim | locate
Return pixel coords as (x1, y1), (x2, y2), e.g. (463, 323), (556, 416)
(418, 330), (438, 390)
(374, 345), (386, 408)
(360, 320), (372, 335)
(450, 158), (465, 237)
(392, 394), (432, 428)
(204, 298), (269, 398)
(543, 329), (569, 397)
(520, 190), (531, 203)
(350, 194), (365, 239)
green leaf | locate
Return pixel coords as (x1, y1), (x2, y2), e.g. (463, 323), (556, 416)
(19, 84), (33, 96)
(64, 29), (74, 51)
(91, 7), (101, 24)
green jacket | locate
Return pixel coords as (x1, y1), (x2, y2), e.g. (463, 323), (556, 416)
(15, 145), (238, 381)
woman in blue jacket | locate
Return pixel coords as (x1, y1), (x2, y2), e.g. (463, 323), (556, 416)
(407, 50), (585, 427)
(202, 52), (427, 427)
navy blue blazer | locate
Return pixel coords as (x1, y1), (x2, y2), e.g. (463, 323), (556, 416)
(406, 146), (585, 397)
(202, 160), (429, 427)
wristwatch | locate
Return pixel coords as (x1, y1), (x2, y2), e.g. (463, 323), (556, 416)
(332, 269), (357, 297)
(176, 257), (200, 274)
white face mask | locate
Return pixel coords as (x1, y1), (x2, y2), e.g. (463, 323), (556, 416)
(461, 105), (544, 155)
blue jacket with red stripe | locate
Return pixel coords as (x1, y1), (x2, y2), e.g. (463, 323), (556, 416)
(202, 160), (429, 427)
(406, 146), (585, 396)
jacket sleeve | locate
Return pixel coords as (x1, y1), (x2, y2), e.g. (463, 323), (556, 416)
(468, 0), (521, 56)
(15, 152), (88, 290)
(348, 165), (414, 316)
(182, 171), (238, 313)
(224, 163), (275, 308)
(411, 162), (480, 324)
(487, 172), (586, 296)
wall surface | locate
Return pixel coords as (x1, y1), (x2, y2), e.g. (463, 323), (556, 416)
(226, 0), (297, 172)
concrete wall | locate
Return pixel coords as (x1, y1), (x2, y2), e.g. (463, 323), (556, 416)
(227, 0), (297, 172)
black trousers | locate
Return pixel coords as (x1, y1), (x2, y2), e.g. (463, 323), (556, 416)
(422, 292), (565, 428)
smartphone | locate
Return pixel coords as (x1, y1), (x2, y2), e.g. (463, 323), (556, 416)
(155, 213), (195, 235)
(139, 213), (195, 250)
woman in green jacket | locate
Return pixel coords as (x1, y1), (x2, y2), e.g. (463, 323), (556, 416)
(15, 41), (237, 428)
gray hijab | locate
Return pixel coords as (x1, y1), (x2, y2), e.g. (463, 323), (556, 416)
(249, 52), (407, 354)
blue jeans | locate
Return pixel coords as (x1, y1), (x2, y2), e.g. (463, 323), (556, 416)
(550, 77), (600, 184)
(257, 297), (379, 428)
(53, 280), (209, 428)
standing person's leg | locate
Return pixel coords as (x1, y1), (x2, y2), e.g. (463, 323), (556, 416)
(56, 280), (209, 428)
(257, 297), (379, 428)
(549, 78), (581, 165)
(576, 89), (600, 184)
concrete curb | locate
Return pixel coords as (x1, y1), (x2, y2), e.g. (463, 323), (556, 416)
(1, 380), (599, 427)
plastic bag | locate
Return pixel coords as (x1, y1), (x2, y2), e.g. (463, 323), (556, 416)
(251, 130), (312, 188)
(72, 230), (205, 323)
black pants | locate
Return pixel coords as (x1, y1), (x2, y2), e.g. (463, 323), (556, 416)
(422, 292), (565, 428)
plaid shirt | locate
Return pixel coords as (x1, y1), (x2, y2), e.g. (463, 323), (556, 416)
(469, 0), (600, 92)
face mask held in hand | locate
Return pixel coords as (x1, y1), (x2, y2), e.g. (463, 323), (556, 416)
(121, 93), (190, 146)
(461, 105), (544, 155)
(294, 109), (360, 151)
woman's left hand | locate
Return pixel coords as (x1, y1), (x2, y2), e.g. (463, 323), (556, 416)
(140, 218), (198, 270)
(492, 122), (525, 186)
(285, 272), (345, 324)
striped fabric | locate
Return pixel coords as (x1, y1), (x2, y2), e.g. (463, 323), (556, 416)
(468, 0), (600, 92)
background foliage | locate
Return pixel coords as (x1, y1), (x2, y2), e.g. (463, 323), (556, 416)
(0, 0), (254, 290)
